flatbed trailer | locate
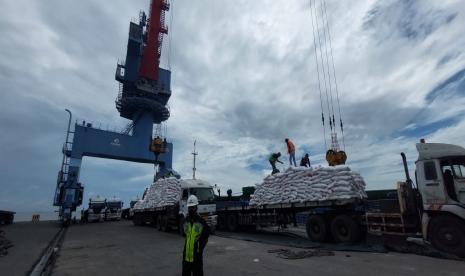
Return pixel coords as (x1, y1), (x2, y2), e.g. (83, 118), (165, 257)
(133, 205), (180, 232)
(217, 197), (370, 243)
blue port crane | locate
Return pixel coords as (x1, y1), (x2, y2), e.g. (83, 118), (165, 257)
(53, 0), (176, 225)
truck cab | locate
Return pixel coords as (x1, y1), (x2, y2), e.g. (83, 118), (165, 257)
(105, 198), (123, 221)
(415, 142), (465, 257)
(87, 196), (106, 222)
(179, 179), (217, 231)
(128, 199), (138, 219)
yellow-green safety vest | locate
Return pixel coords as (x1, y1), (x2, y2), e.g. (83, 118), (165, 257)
(184, 221), (204, 262)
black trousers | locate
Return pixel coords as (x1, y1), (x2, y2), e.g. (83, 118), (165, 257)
(270, 160), (279, 174)
(182, 257), (203, 276)
(269, 160), (275, 170)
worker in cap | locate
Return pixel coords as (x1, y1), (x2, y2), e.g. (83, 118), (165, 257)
(285, 138), (297, 166)
(182, 195), (210, 276)
(269, 152), (283, 174)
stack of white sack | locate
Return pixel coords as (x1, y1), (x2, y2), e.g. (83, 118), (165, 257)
(249, 166), (367, 206)
(133, 177), (182, 210)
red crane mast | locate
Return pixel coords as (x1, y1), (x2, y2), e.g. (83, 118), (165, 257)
(139, 0), (170, 81)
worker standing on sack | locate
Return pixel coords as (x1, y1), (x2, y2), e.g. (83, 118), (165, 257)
(300, 153), (311, 167)
(269, 152), (283, 174)
(182, 195), (210, 276)
(285, 138), (297, 166)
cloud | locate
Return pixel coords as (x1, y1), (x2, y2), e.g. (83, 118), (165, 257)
(1, 0), (465, 212)
(363, 0), (457, 42)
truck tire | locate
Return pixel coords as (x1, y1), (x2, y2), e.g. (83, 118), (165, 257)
(149, 219), (155, 227)
(330, 215), (360, 243)
(161, 215), (170, 232)
(132, 214), (141, 226)
(306, 215), (328, 242)
(157, 215), (162, 231)
(226, 214), (239, 232)
(429, 215), (465, 258)
(218, 214), (226, 230)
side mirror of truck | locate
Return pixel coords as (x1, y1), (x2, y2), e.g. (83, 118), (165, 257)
(77, 184), (84, 205)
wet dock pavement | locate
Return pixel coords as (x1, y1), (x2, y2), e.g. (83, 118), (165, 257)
(50, 220), (465, 276)
(0, 221), (61, 275)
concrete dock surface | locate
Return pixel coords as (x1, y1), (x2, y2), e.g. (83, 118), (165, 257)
(0, 221), (61, 275)
(51, 221), (465, 276)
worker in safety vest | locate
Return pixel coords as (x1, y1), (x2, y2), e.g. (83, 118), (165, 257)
(269, 152), (283, 174)
(182, 195), (210, 276)
(285, 138), (297, 166)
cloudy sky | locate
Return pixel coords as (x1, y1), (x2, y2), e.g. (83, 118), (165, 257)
(1, 0), (465, 213)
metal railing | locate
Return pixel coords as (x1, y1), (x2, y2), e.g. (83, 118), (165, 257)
(73, 118), (131, 136)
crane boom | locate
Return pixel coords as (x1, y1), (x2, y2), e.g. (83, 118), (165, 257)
(139, 0), (170, 81)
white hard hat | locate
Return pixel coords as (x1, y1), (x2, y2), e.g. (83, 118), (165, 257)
(187, 195), (199, 207)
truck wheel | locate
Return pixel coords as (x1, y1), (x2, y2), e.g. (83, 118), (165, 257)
(330, 215), (360, 243)
(429, 215), (465, 258)
(132, 215), (141, 226)
(149, 215), (155, 228)
(306, 215), (328, 242)
(226, 214), (239, 232)
(157, 216), (162, 231)
(161, 215), (170, 232)
(218, 214), (226, 230)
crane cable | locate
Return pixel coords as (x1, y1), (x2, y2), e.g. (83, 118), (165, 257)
(167, 0), (174, 70)
(311, 0), (346, 152)
(319, 0), (337, 137)
(165, 0), (175, 139)
(312, 0), (333, 135)
(309, 0), (327, 150)
(322, 0), (345, 150)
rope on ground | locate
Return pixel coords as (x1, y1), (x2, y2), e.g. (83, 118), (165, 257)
(268, 248), (335, 259)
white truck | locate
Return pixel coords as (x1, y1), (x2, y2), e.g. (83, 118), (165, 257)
(217, 141), (465, 257)
(87, 196), (106, 222)
(105, 198), (123, 221)
(412, 142), (465, 256)
(129, 199), (137, 219)
(133, 179), (218, 233)
(122, 198), (139, 220)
